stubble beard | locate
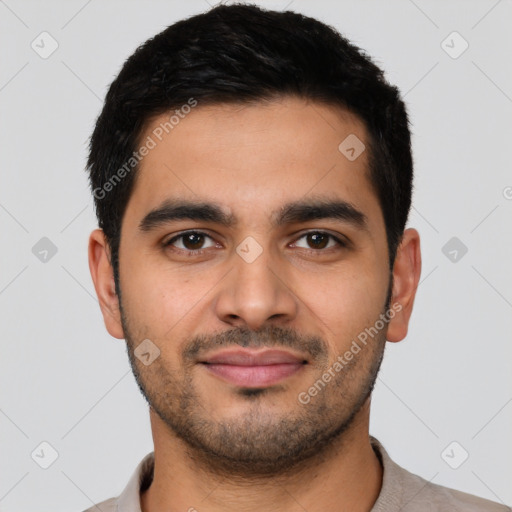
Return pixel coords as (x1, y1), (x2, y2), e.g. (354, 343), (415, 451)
(121, 308), (388, 479)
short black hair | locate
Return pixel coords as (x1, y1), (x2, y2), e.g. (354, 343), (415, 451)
(87, 3), (413, 287)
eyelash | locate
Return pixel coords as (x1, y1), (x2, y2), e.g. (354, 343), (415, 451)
(164, 230), (347, 256)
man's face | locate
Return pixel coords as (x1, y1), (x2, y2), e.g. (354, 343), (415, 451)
(116, 97), (391, 475)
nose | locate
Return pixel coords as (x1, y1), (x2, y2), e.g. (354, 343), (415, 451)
(213, 243), (299, 331)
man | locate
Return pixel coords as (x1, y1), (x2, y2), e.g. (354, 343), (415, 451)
(84, 4), (509, 511)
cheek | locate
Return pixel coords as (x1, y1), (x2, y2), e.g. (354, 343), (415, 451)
(301, 266), (386, 349)
(119, 251), (219, 343)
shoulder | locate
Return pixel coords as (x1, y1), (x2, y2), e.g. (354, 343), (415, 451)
(401, 473), (511, 512)
(370, 436), (511, 512)
(78, 452), (154, 512)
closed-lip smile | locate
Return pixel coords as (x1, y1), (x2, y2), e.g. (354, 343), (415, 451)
(200, 349), (307, 387)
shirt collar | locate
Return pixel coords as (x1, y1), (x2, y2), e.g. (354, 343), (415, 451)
(116, 451), (154, 512)
(115, 436), (403, 511)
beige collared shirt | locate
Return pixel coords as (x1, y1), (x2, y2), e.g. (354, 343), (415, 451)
(82, 436), (511, 511)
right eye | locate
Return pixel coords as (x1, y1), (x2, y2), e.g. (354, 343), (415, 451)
(164, 231), (218, 254)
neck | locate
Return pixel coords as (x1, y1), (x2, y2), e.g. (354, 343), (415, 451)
(141, 398), (383, 512)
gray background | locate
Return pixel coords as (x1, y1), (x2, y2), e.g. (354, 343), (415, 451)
(1, 0), (511, 510)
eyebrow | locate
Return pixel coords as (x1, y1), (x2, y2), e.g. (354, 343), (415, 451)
(138, 197), (369, 233)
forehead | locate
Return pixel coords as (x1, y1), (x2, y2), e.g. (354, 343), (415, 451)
(125, 97), (383, 232)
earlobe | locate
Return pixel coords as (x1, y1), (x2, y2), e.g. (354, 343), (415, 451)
(386, 228), (422, 343)
(88, 229), (125, 339)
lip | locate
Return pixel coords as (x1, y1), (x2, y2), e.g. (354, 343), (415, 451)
(202, 349), (306, 366)
(200, 349), (307, 387)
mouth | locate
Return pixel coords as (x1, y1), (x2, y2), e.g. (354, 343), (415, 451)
(199, 349), (308, 388)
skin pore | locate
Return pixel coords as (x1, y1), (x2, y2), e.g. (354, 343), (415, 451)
(89, 96), (421, 512)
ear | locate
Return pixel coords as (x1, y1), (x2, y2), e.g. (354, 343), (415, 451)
(88, 229), (124, 339)
(386, 228), (422, 343)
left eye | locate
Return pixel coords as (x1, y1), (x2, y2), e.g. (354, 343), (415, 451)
(292, 232), (344, 250)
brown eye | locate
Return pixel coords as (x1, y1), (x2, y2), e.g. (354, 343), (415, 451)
(166, 231), (216, 252)
(293, 231), (345, 251)
(306, 232), (329, 249)
(182, 232), (205, 250)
